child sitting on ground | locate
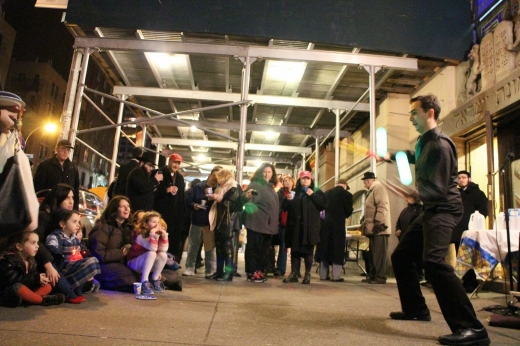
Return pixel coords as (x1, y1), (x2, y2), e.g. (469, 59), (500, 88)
(126, 211), (169, 294)
(0, 231), (65, 307)
(46, 209), (101, 303)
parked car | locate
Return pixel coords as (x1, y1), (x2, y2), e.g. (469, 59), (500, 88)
(36, 188), (105, 237)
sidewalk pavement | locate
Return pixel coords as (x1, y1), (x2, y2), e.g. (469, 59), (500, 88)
(0, 254), (519, 345)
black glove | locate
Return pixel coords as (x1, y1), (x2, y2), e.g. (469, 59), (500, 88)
(372, 221), (388, 234)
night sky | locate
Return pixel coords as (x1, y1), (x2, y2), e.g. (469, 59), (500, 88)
(4, 0), (74, 79)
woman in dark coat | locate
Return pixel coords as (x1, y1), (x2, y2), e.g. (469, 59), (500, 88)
(315, 179), (353, 281)
(208, 169), (243, 281)
(283, 171), (327, 284)
(88, 196), (137, 292)
(240, 163), (279, 283)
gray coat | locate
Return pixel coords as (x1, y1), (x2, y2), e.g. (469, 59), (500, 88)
(241, 181), (279, 235)
(362, 180), (391, 236)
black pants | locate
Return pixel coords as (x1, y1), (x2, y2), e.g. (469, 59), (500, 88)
(244, 228), (272, 274)
(391, 211), (484, 332)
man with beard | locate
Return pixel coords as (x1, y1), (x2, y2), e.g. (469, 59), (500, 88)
(154, 153), (187, 265)
(114, 146), (144, 197)
(452, 170), (488, 292)
(126, 151), (163, 212)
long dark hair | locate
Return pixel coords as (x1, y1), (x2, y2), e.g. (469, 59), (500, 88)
(6, 231), (38, 267)
(39, 183), (73, 214)
(99, 195), (131, 224)
(251, 163), (278, 185)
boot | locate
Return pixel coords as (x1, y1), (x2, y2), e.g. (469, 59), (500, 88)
(283, 272), (298, 283)
(302, 272), (311, 284)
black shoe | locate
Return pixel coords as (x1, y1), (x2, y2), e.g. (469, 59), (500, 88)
(320, 276), (331, 281)
(41, 294), (66, 306)
(273, 271), (283, 277)
(164, 280), (183, 291)
(217, 273), (233, 282)
(212, 273), (223, 280)
(196, 261), (204, 269)
(302, 272), (311, 284)
(369, 278), (386, 284)
(205, 273), (218, 279)
(361, 277), (374, 283)
(232, 272), (242, 277)
(389, 311), (431, 321)
(438, 328), (490, 345)
(332, 278), (345, 282)
(283, 272), (298, 283)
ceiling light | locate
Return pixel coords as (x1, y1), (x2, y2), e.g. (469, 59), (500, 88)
(265, 131), (274, 139)
(190, 125), (197, 132)
(255, 160), (262, 167)
(197, 154), (206, 162)
(151, 53), (171, 69)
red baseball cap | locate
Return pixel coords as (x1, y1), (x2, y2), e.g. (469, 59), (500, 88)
(169, 153), (182, 163)
(299, 171), (312, 179)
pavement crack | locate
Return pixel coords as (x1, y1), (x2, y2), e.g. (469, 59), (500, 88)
(203, 282), (225, 343)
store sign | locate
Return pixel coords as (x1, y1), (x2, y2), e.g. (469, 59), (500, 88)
(35, 0), (68, 9)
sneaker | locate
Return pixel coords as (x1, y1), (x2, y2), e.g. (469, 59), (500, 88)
(252, 271), (266, 283)
(89, 279), (101, 293)
(66, 296), (86, 304)
(152, 280), (165, 293)
(182, 268), (195, 276)
(42, 294), (66, 306)
(141, 281), (155, 295)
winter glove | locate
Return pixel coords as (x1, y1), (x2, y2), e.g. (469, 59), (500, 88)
(372, 221), (388, 234)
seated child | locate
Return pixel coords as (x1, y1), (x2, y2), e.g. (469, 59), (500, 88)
(0, 231), (65, 307)
(76, 227), (101, 293)
(126, 211), (168, 294)
(46, 209), (101, 303)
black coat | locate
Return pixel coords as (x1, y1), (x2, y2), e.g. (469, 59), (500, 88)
(0, 253), (40, 292)
(214, 187), (243, 239)
(315, 186), (353, 264)
(114, 159), (139, 196)
(127, 166), (160, 212)
(154, 167), (186, 235)
(283, 188), (327, 251)
(451, 182), (488, 243)
(395, 203), (422, 240)
(33, 155), (80, 209)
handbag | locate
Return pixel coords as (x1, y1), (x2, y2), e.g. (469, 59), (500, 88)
(0, 137), (39, 237)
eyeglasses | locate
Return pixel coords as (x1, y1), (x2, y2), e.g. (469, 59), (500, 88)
(0, 105), (25, 117)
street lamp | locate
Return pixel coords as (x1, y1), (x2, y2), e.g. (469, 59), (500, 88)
(25, 122), (57, 144)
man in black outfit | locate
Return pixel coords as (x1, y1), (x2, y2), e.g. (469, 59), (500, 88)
(113, 146), (144, 197)
(452, 170), (488, 292)
(315, 179), (353, 282)
(126, 151), (163, 212)
(33, 139), (80, 209)
(387, 95), (489, 345)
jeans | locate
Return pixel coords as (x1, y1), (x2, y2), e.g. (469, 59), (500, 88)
(185, 224), (216, 274)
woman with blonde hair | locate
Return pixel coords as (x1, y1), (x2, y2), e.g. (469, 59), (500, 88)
(208, 169), (243, 281)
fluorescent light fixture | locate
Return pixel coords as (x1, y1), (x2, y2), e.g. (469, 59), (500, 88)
(190, 125), (197, 132)
(197, 154), (206, 162)
(479, 0), (504, 22)
(267, 61), (305, 83)
(265, 131), (275, 139)
(151, 53), (171, 69)
(255, 160), (262, 167)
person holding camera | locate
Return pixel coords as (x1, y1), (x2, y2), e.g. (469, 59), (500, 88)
(241, 163), (279, 283)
